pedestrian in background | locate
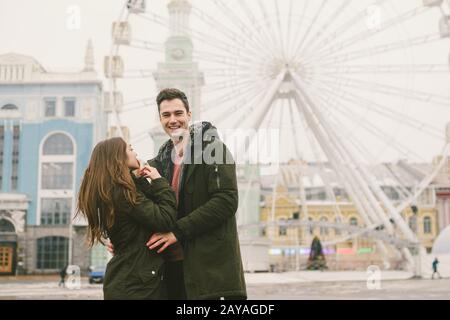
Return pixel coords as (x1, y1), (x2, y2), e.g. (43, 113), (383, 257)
(432, 257), (442, 279)
(58, 264), (68, 287)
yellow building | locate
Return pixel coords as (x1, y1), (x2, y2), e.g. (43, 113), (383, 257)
(258, 161), (443, 271)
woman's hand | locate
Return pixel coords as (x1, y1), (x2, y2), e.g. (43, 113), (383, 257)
(146, 232), (178, 253)
(139, 165), (161, 180)
(106, 240), (115, 256)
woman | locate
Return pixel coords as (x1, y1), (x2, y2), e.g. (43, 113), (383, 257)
(77, 137), (177, 299)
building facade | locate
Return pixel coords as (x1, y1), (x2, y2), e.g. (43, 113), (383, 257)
(258, 154), (449, 271)
(433, 127), (450, 232)
(0, 45), (107, 275)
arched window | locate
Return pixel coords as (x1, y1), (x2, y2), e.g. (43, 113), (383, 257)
(41, 133), (74, 190)
(37, 236), (69, 269)
(0, 219), (15, 232)
(408, 216), (417, 232)
(423, 216), (432, 234)
(349, 217), (358, 226)
(1, 104), (18, 110)
(39, 132), (75, 226)
(320, 217), (328, 235)
(334, 217), (342, 235)
(308, 217), (314, 235)
(43, 133), (73, 155)
(279, 218), (287, 236)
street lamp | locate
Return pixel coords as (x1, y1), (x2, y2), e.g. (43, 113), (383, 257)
(410, 204), (423, 278)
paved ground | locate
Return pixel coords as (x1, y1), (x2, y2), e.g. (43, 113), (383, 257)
(247, 278), (450, 300)
(0, 272), (449, 300)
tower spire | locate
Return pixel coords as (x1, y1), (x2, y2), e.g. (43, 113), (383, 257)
(83, 39), (95, 72)
(167, 0), (192, 37)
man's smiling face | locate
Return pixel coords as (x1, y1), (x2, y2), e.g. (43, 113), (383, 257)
(159, 98), (192, 138)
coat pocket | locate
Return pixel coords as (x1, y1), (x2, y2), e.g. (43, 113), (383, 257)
(139, 267), (163, 286)
(138, 256), (165, 286)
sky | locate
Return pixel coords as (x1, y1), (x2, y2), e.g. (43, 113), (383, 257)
(0, 0), (449, 165)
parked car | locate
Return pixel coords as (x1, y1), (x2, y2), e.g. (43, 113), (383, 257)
(88, 266), (106, 284)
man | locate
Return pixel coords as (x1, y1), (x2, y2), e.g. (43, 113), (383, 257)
(432, 257), (441, 279)
(146, 88), (246, 300)
(58, 264), (68, 287)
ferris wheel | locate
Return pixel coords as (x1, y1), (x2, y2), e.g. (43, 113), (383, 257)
(105, 0), (450, 270)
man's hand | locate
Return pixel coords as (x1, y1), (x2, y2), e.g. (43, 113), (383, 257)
(146, 232), (178, 253)
(106, 240), (115, 256)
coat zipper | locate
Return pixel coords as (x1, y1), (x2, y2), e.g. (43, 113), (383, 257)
(214, 165), (220, 189)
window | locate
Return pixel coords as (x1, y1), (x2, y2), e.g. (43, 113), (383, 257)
(43, 133), (73, 155)
(292, 212), (300, 220)
(350, 217), (358, 226)
(318, 190), (327, 201)
(308, 217), (313, 235)
(279, 218), (287, 236)
(382, 186), (400, 201)
(40, 198), (71, 225)
(0, 125), (4, 189)
(90, 244), (109, 268)
(306, 188), (327, 201)
(320, 217), (328, 235)
(44, 99), (56, 117)
(11, 125), (19, 190)
(408, 216), (417, 232)
(41, 163), (73, 189)
(334, 188), (349, 201)
(39, 133), (75, 225)
(64, 98), (76, 117)
(334, 218), (342, 235)
(37, 237), (69, 269)
(423, 217), (432, 234)
(1, 104), (18, 110)
(0, 219), (15, 232)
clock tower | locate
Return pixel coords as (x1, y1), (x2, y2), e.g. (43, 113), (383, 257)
(152, 0), (204, 154)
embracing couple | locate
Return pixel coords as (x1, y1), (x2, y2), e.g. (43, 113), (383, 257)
(76, 88), (247, 300)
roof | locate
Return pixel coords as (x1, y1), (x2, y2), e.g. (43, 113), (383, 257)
(0, 53), (100, 84)
(259, 161), (434, 190)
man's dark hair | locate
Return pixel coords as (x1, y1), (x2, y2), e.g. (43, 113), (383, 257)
(156, 88), (190, 113)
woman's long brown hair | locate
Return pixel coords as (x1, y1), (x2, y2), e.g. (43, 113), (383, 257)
(76, 137), (138, 247)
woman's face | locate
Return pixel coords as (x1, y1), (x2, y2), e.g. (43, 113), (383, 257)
(126, 144), (140, 170)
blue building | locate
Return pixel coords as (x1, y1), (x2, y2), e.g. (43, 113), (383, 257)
(0, 43), (107, 275)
